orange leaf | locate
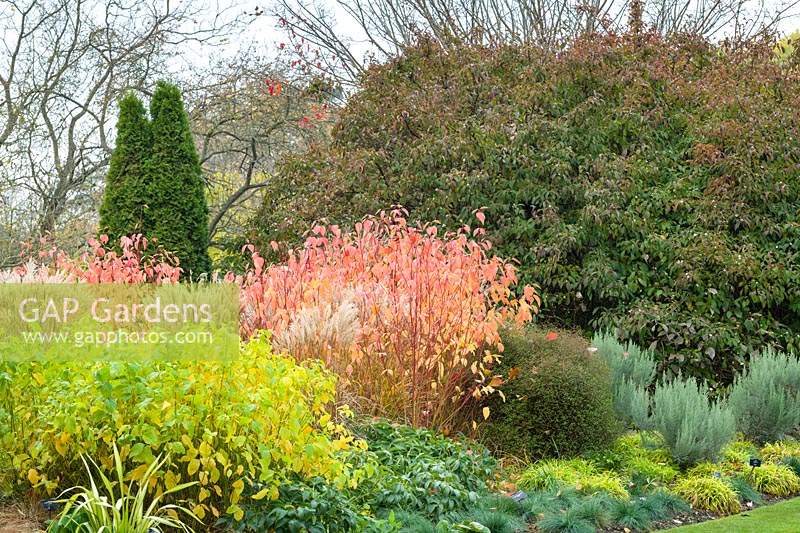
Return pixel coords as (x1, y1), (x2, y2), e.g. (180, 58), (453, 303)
(545, 331), (559, 341)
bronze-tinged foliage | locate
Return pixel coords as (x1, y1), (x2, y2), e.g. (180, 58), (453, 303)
(254, 34), (800, 384)
(480, 327), (620, 459)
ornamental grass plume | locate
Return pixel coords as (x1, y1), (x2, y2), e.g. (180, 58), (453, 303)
(233, 209), (540, 428)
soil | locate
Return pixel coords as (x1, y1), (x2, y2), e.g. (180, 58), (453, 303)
(0, 501), (44, 533)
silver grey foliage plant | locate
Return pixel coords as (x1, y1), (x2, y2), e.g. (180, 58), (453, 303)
(728, 348), (800, 444)
(649, 377), (736, 466)
(593, 332), (736, 465)
(592, 332), (656, 429)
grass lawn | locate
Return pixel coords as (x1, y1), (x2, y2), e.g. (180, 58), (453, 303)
(668, 498), (800, 532)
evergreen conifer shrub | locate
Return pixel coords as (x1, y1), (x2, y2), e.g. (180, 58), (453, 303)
(98, 83), (211, 274)
(98, 93), (152, 243)
(481, 328), (619, 458)
(144, 81), (211, 275)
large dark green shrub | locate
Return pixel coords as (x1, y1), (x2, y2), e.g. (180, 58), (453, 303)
(481, 327), (619, 458)
(144, 81), (211, 275)
(253, 35), (800, 384)
(98, 93), (152, 243)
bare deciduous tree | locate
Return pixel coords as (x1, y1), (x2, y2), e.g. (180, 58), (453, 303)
(183, 52), (332, 257)
(273, 0), (799, 85)
(0, 0), (239, 265)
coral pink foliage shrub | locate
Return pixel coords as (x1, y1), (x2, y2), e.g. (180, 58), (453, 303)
(6, 213), (538, 429)
(231, 210), (540, 428)
(6, 235), (180, 284)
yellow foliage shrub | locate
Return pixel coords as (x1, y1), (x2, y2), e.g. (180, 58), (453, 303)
(0, 336), (363, 522)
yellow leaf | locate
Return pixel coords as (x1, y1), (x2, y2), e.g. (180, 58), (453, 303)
(187, 459), (200, 476)
(192, 504), (206, 520)
(226, 504), (244, 521)
(127, 464), (149, 482)
(199, 488), (210, 502)
(251, 487), (270, 500)
(198, 441), (212, 458)
(32, 373), (45, 386)
(165, 470), (179, 490)
(27, 469), (40, 485)
(482, 406), (490, 420)
(54, 432), (70, 457)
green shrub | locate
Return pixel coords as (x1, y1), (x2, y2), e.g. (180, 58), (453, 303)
(253, 36), (800, 386)
(721, 440), (759, 469)
(687, 463), (727, 478)
(592, 333), (657, 428)
(519, 489), (578, 519)
(394, 511), (438, 533)
(482, 327), (619, 458)
(143, 81), (211, 275)
(728, 349), (800, 444)
(220, 476), (378, 532)
(517, 459), (628, 500)
(478, 494), (523, 516)
(782, 457), (800, 477)
(569, 495), (612, 528)
(517, 459), (597, 491)
(98, 83), (211, 274)
(577, 473), (629, 500)
(98, 93), (152, 245)
(673, 477), (741, 515)
(640, 490), (691, 519)
(611, 432), (673, 464)
(589, 432), (677, 490)
(649, 377), (736, 465)
(625, 456), (679, 484)
(352, 421), (496, 521)
(748, 463), (800, 496)
(536, 508), (596, 533)
(458, 509), (525, 533)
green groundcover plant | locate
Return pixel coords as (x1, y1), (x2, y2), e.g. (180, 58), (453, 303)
(253, 33), (800, 385)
